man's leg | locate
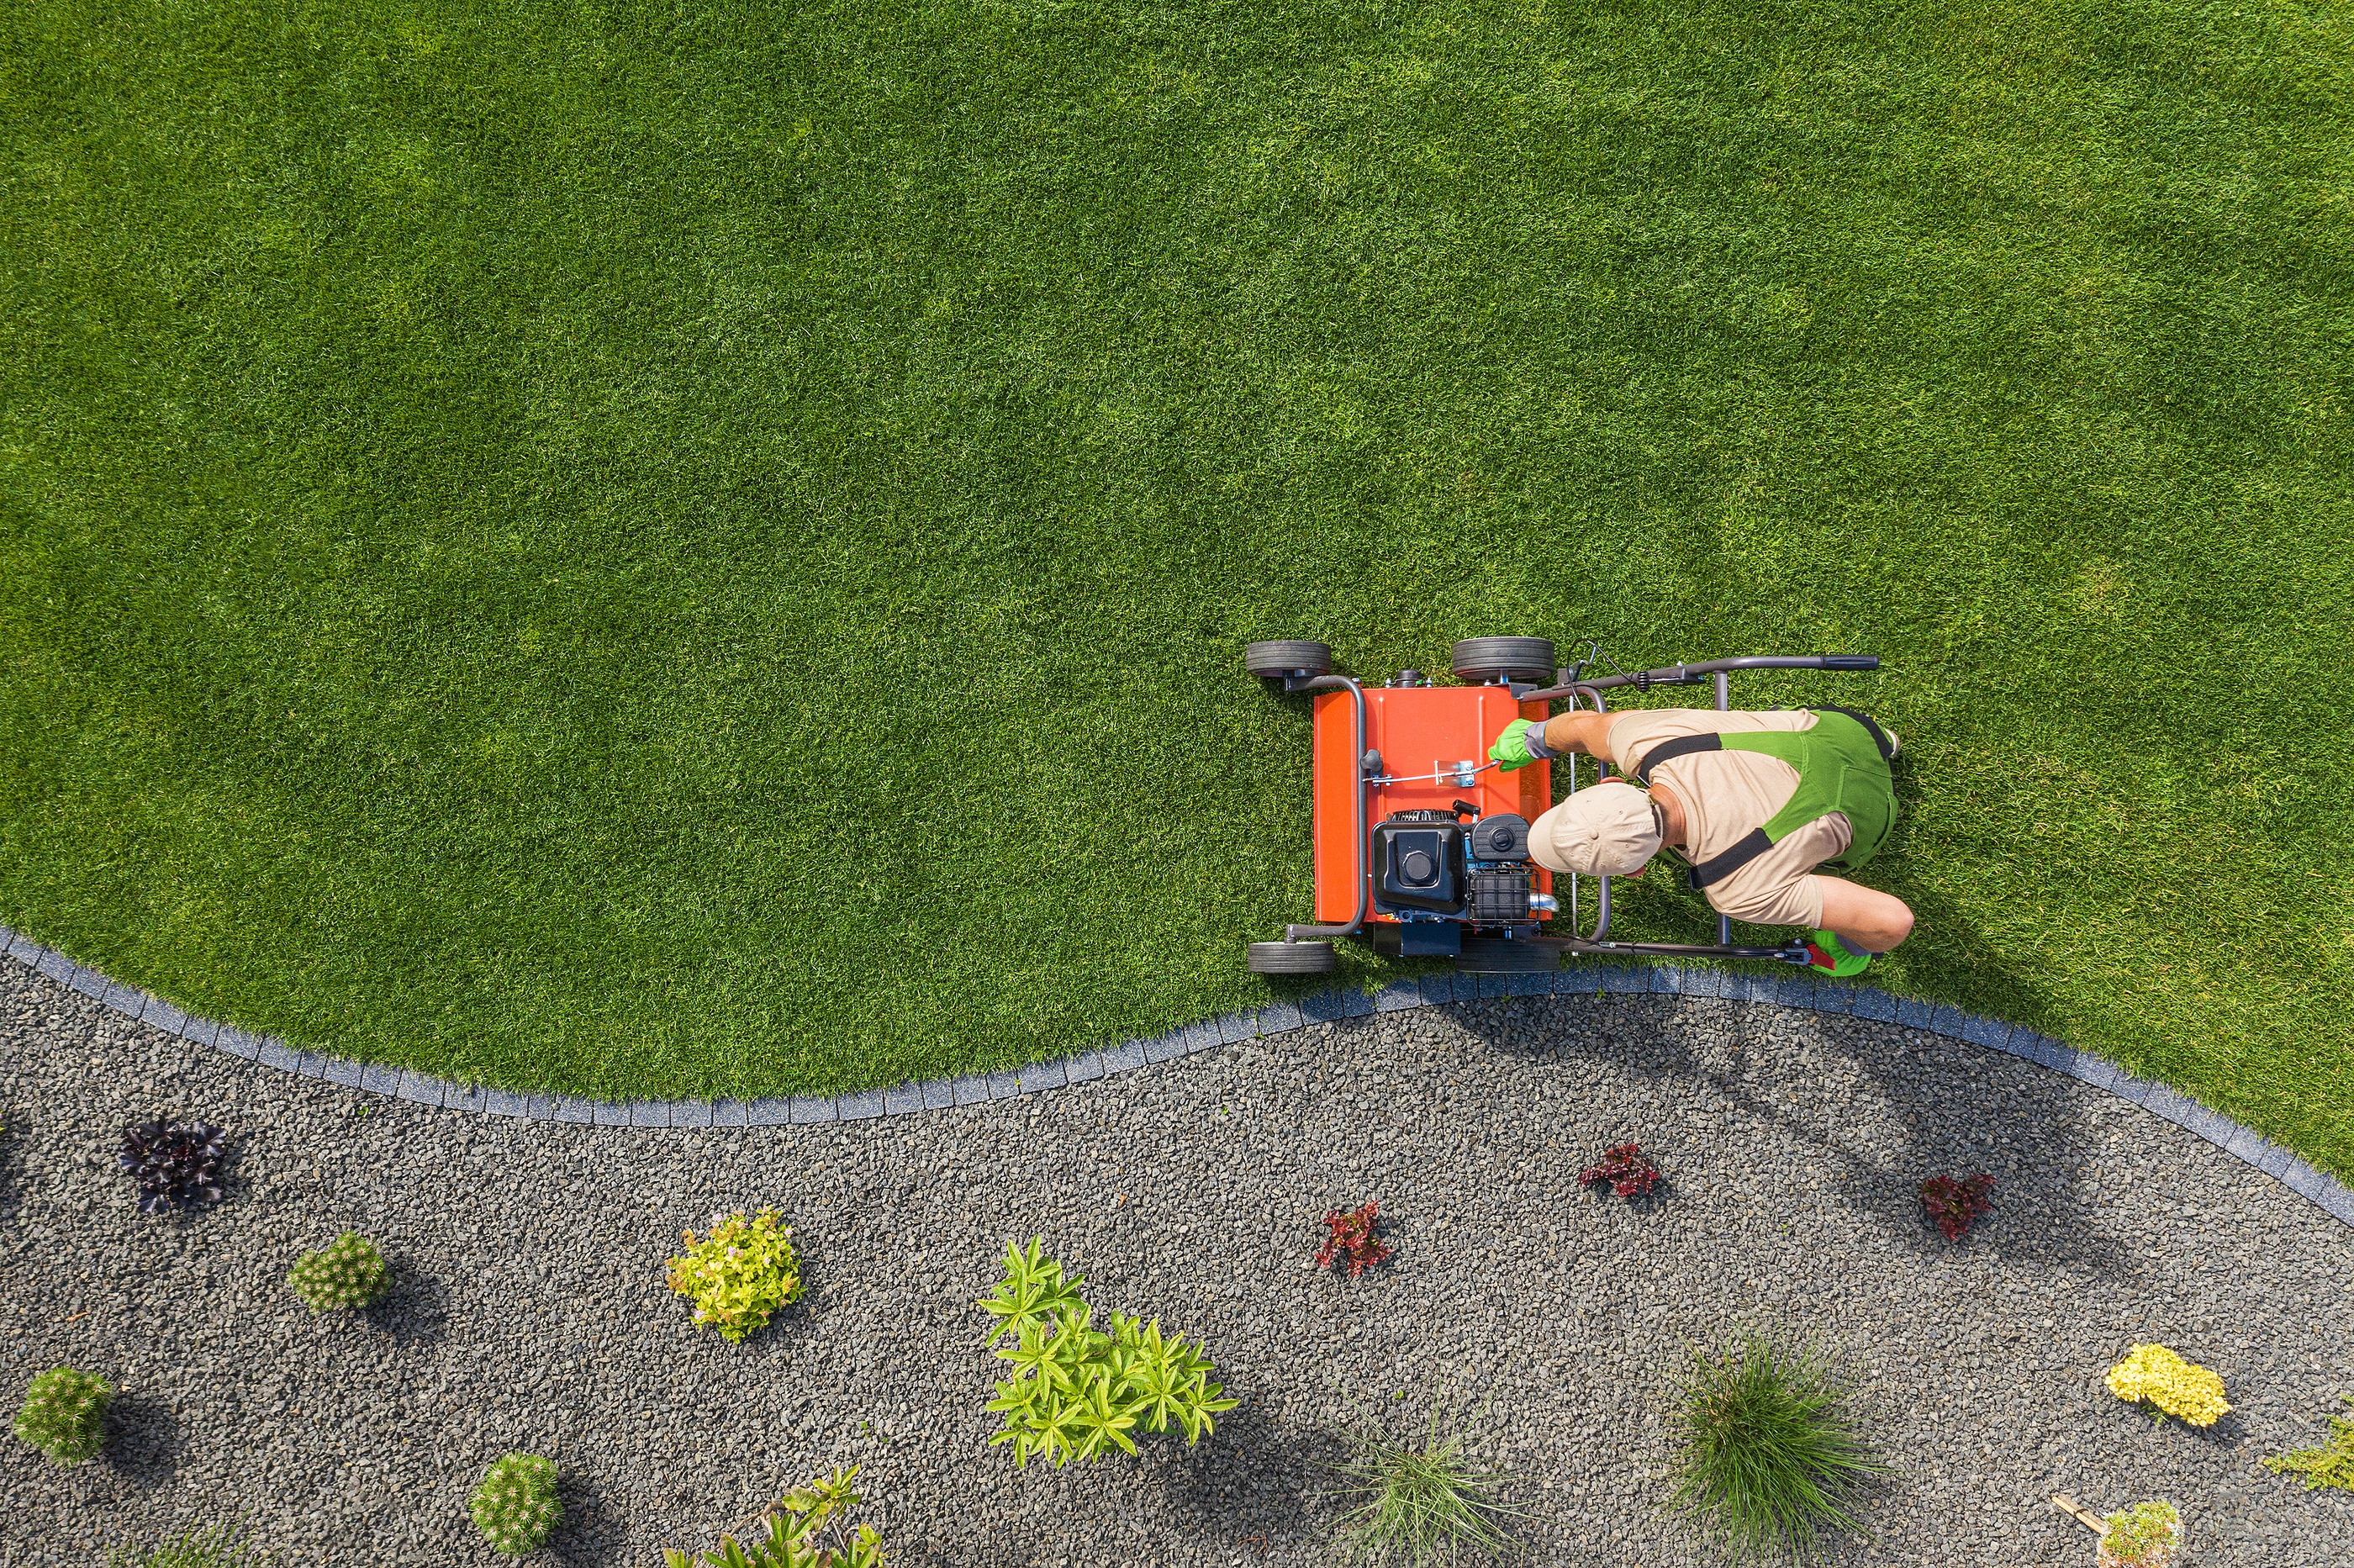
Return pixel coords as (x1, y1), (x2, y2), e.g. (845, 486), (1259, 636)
(1810, 877), (1914, 974)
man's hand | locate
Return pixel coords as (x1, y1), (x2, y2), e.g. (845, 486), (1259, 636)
(1488, 718), (1550, 773)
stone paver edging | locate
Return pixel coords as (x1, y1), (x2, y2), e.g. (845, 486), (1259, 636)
(8, 924), (2350, 1227)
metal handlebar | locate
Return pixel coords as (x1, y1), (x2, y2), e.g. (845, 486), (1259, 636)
(1284, 674), (1372, 942)
(1522, 654), (1877, 703)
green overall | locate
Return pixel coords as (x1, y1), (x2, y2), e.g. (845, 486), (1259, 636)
(1630, 709), (1897, 892)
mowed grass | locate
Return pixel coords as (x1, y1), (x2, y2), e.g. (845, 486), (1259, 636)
(2, 1), (2349, 1165)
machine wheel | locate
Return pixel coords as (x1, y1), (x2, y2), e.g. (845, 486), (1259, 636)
(1451, 636), (1556, 685)
(1455, 937), (1560, 973)
(1243, 640), (1333, 678)
(1248, 940), (1337, 974)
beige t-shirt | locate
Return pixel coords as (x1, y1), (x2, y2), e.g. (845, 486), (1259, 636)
(1605, 709), (1852, 929)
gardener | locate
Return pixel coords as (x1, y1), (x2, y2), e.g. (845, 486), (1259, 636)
(1486, 705), (1912, 976)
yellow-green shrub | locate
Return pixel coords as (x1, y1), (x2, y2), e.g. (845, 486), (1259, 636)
(667, 1208), (804, 1343)
(2106, 1344), (2229, 1427)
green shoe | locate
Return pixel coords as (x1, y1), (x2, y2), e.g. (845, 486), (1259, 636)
(1805, 928), (1872, 978)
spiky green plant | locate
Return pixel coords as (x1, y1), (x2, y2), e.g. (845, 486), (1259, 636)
(470, 1452), (561, 1557)
(103, 1520), (271, 1567)
(1323, 1396), (1529, 1566)
(13, 1365), (111, 1465)
(288, 1232), (388, 1312)
(1665, 1334), (1881, 1563)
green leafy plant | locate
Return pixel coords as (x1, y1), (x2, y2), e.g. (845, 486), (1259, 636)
(1323, 1395), (1529, 1566)
(2100, 1499), (2179, 1565)
(1665, 1333), (1881, 1563)
(668, 1208), (805, 1343)
(2267, 1398), (2354, 1491)
(13, 1365), (111, 1465)
(977, 1237), (1237, 1468)
(470, 1452), (561, 1558)
(288, 1232), (388, 1312)
(104, 1521), (271, 1566)
(662, 1465), (884, 1568)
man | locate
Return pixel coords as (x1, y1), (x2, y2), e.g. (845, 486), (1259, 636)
(1486, 705), (1912, 975)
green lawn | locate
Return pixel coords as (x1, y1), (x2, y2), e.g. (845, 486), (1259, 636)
(3, 1), (2349, 1168)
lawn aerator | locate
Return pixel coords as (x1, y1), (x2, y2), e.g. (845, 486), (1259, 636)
(1243, 638), (1882, 974)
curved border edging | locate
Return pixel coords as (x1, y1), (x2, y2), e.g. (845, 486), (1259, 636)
(8, 925), (2350, 1230)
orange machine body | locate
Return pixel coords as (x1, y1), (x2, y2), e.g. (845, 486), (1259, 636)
(1312, 685), (1554, 924)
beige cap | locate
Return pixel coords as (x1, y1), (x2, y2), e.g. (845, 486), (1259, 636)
(1529, 781), (1661, 877)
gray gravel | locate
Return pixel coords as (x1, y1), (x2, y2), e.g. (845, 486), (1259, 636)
(3, 956), (2352, 1567)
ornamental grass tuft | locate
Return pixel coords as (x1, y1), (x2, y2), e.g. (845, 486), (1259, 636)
(2106, 1344), (2230, 1428)
(103, 1520), (271, 1567)
(667, 1208), (805, 1343)
(1665, 1333), (1881, 1563)
(288, 1232), (388, 1312)
(470, 1452), (561, 1558)
(13, 1365), (111, 1465)
(1323, 1396), (1528, 1567)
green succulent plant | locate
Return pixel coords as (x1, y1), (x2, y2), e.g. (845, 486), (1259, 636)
(662, 1466), (884, 1568)
(470, 1452), (561, 1557)
(288, 1232), (388, 1312)
(977, 1238), (1236, 1468)
(13, 1365), (111, 1465)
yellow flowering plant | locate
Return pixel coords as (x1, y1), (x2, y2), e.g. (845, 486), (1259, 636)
(2106, 1344), (2229, 1428)
(668, 1208), (805, 1343)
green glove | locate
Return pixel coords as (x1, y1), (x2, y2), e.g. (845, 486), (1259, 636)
(1804, 928), (1872, 978)
(1488, 718), (1553, 773)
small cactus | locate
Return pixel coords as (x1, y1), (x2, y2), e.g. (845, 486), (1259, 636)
(288, 1232), (389, 1312)
(14, 1365), (111, 1465)
(471, 1452), (561, 1557)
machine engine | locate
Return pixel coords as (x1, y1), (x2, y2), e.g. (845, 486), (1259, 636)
(1374, 808), (1534, 930)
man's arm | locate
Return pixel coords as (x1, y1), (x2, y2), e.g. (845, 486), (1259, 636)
(1814, 876), (1914, 954)
(1539, 710), (1619, 763)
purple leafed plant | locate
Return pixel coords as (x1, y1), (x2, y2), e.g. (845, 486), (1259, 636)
(1580, 1143), (1662, 1200)
(1918, 1173), (1995, 1241)
(119, 1118), (226, 1214)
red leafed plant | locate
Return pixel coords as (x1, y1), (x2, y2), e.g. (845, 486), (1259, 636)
(1580, 1143), (1661, 1199)
(1315, 1202), (1393, 1277)
(1919, 1173), (1996, 1241)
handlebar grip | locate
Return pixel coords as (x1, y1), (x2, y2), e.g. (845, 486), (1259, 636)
(1821, 655), (1879, 670)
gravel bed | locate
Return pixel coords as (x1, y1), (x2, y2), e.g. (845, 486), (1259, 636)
(4, 955), (2352, 1567)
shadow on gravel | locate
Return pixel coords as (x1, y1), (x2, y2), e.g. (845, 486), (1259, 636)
(1153, 1398), (1344, 1551)
(365, 1259), (451, 1343)
(104, 1391), (182, 1488)
(548, 1469), (620, 1568)
(1449, 994), (2136, 1280)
